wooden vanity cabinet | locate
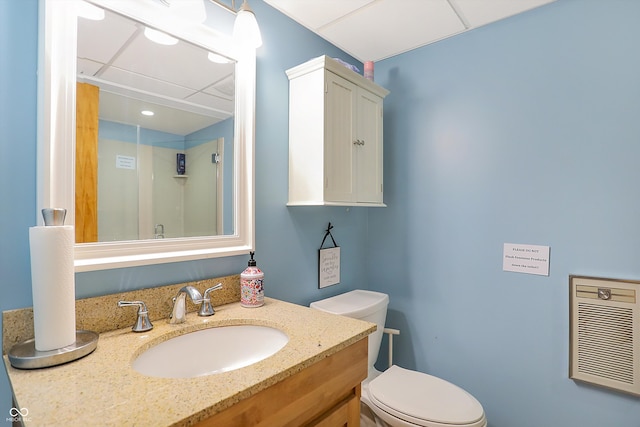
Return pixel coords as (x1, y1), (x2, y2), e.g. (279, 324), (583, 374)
(286, 56), (389, 207)
(197, 338), (368, 427)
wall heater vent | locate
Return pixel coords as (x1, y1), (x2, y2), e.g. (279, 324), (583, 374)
(570, 276), (640, 396)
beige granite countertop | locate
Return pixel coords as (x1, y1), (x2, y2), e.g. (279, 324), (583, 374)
(4, 297), (374, 427)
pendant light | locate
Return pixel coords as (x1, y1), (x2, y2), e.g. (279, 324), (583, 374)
(232, 0), (262, 48)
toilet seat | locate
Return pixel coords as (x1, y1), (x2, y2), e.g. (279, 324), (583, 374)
(366, 365), (486, 427)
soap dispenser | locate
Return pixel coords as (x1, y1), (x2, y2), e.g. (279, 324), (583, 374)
(241, 251), (264, 307)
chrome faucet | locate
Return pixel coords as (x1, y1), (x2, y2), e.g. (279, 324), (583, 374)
(169, 286), (203, 324)
(169, 284), (224, 323)
(198, 283), (223, 316)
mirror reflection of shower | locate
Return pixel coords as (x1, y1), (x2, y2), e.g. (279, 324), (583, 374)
(96, 122), (225, 241)
(75, 8), (235, 244)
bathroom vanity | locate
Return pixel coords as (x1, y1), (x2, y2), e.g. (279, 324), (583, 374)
(3, 284), (374, 426)
(18, 1), (375, 423)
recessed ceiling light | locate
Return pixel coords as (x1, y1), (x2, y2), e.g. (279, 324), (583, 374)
(141, 110), (154, 116)
(144, 27), (178, 46)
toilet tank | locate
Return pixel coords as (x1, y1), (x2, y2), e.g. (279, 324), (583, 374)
(310, 290), (389, 371)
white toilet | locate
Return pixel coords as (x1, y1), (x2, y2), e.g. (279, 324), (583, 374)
(310, 290), (487, 427)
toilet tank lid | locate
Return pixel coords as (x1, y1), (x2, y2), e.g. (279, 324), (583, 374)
(310, 290), (389, 319)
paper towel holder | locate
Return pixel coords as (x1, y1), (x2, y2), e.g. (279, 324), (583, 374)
(8, 330), (99, 369)
(8, 208), (99, 369)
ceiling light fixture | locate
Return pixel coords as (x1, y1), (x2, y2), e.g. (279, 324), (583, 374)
(141, 110), (155, 116)
(209, 0), (262, 48)
(233, 1), (262, 48)
(144, 27), (179, 46)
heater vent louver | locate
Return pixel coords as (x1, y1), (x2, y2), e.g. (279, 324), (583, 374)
(576, 303), (634, 384)
(570, 276), (640, 396)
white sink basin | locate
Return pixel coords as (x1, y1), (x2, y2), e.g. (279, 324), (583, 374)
(132, 325), (288, 378)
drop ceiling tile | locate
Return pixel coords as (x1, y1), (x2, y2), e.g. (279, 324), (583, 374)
(100, 91), (221, 135)
(77, 58), (104, 78)
(263, 0), (557, 63)
(78, 7), (233, 136)
(203, 74), (235, 99)
(99, 66), (195, 100)
(77, 10), (138, 65)
(452, 0), (556, 27)
(320, 0), (466, 62)
(185, 91), (234, 118)
(264, 0), (375, 30)
(111, 34), (225, 92)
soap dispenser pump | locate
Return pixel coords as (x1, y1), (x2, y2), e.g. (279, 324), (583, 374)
(241, 251), (264, 307)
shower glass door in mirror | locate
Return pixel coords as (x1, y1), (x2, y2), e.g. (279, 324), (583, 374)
(75, 8), (235, 243)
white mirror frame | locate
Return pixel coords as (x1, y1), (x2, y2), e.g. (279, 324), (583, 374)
(37, 0), (255, 272)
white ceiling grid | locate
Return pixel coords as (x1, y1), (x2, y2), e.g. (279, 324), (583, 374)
(77, 9), (235, 135)
(264, 0), (557, 62)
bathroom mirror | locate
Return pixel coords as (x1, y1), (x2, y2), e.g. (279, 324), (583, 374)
(38, 0), (255, 271)
(76, 8), (235, 242)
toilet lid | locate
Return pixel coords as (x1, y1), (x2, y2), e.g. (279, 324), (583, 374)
(368, 365), (485, 427)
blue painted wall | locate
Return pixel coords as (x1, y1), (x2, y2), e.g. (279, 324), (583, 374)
(370, 0), (640, 426)
(0, 0), (366, 420)
(0, 0), (39, 417)
(2, 0), (640, 425)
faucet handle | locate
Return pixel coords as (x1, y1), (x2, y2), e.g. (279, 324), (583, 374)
(198, 283), (223, 317)
(118, 300), (154, 332)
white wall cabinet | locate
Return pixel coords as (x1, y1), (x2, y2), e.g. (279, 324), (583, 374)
(286, 56), (389, 206)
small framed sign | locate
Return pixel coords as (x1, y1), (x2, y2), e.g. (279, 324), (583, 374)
(318, 223), (340, 288)
(319, 246), (340, 288)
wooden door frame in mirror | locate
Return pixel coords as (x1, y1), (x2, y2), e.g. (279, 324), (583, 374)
(37, 0), (255, 272)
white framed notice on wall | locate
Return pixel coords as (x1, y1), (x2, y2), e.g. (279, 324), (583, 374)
(318, 223), (340, 288)
(319, 246), (340, 288)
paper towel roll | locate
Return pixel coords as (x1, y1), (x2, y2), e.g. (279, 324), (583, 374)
(29, 225), (76, 351)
